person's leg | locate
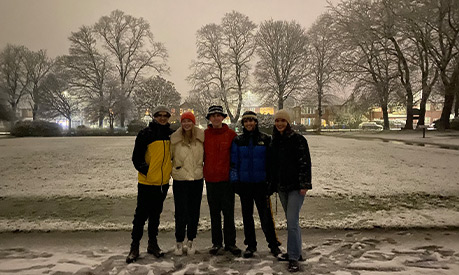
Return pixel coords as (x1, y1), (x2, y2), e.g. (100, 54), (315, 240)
(147, 184), (169, 241)
(127, 183), (149, 263)
(254, 192), (280, 250)
(285, 190), (304, 261)
(173, 180), (187, 243)
(130, 183), (150, 244)
(240, 193), (257, 249)
(221, 181), (237, 248)
(206, 181), (223, 247)
(187, 179), (203, 241)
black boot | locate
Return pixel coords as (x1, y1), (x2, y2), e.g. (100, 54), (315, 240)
(270, 246), (282, 257)
(126, 242), (140, 264)
(243, 246), (257, 258)
(147, 239), (164, 258)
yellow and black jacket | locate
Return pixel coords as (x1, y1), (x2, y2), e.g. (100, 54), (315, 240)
(132, 120), (173, 186)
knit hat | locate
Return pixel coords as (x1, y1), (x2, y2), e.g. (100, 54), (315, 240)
(274, 109), (291, 124)
(181, 111), (196, 124)
(206, 105), (227, 119)
(152, 105), (171, 117)
(241, 111), (257, 122)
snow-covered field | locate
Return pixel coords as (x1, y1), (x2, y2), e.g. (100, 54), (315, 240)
(1, 135), (458, 198)
(1, 134), (458, 232)
(1, 134), (459, 274)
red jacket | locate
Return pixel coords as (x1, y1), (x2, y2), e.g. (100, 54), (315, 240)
(204, 124), (237, 182)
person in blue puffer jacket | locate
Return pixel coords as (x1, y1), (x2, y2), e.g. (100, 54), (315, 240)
(230, 111), (282, 258)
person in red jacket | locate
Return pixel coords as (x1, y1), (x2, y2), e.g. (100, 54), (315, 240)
(204, 105), (241, 256)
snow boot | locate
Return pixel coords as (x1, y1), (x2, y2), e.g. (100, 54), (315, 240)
(187, 240), (196, 255)
(126, 242), (140, 264)
(174, 242), (184, 256)
(147, 239), (164, 258)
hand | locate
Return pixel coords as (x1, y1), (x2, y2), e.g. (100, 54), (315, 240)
(299, 189), (307, 196)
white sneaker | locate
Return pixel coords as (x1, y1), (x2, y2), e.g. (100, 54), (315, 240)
(187, 240), (196, 255)
(174, 242), (183, 256)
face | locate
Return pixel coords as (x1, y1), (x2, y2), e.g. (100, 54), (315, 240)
(154, 111), (170, 125)
(181, 118), (194, 131)
(243, 118), (257, 132)
(275, 118), (288, 133)
(209, 113), (224, 128)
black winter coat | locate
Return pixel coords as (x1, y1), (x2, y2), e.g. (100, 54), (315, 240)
(269, 129), (312, 193)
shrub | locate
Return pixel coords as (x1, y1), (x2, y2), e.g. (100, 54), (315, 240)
(11, 120), (62, 137)
(127, 120), (147, 134)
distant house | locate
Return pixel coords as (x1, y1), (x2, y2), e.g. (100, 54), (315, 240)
(369, 103), (442, 126)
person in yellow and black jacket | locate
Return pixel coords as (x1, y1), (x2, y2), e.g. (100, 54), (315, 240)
(126, 105), (174, 264)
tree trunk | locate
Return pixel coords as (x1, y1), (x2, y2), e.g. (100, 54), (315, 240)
(68, 117), (72, 129)
(317, 85), (323, 132)
(98, 105), (104, 128)
(455, 89), (459, 117)
(32, 103), (39, 121)
(404, 92), (414, 130)
(437, 84), (455, 130)
(417, 95), (428, 127)
(382, 104), (390, 130)
(278, 96), (284, 111)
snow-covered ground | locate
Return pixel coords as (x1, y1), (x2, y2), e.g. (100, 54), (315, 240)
(1, 133), (459, 274)
(1, 134), (458, 198)
(1, 229), (458, 274)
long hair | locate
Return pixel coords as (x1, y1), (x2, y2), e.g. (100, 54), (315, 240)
(181, 125), (196, 144)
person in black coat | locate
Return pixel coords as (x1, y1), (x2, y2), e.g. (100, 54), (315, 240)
(269, 109), (312, 273)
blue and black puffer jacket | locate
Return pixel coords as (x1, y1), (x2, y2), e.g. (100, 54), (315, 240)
(230, 127), (271, 191)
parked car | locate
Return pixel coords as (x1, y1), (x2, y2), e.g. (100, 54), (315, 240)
(359, 122), (383, 130)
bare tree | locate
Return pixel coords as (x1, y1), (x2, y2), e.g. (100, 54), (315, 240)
(24, 49), (53, 121)
(39, 73), (79, 129)
(188, 11), (257, 123)
(94, 10), (169, 127)
(133, 76), (181, 118)
(0, 44), (31, 124)
(331, 0), (401, 130)
(306, 13), (341, 130)
(423, 0), (459, 129)
(255, 20), (309, 110)
(63, 25), (111, 127)
(221, 11), (257, 122)
(188, 24), (228, 115)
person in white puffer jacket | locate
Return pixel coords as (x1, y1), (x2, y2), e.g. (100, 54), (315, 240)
(170, 112), (204, 256)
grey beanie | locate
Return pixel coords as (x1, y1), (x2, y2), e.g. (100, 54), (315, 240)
(152, 105), (171, 117)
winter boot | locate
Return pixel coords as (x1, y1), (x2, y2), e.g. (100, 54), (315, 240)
(288, 260), (300, 272)
(147, 239), (164, 258)
(174, 242), (184, 256)
(126, 242), (140, 264)
(187, 240), (196, 255)
(243, 246), (257, 258)
(270, 246), (282, 257)
(224, 245), (242, 256)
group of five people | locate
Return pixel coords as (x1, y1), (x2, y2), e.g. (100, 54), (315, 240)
(127, 104), (312, 273)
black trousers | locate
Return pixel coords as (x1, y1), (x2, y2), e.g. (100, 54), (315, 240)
(131, 183), (169, 243)
(173, 179), (204, 242)
(206, 181), (236, 247)
(239, 186), (280, 249)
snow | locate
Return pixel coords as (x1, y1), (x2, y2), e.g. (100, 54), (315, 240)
(0, 132), (459, 274)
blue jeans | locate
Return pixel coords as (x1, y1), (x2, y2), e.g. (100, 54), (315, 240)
(278, 190), (305, 261)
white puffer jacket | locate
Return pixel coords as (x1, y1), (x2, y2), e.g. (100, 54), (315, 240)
(170, 126), (204, 181)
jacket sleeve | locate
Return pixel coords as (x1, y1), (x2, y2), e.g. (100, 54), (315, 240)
(297, 135), (312, 189)
(230, 139), (239, 183)
(132, 130), (149, 176)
